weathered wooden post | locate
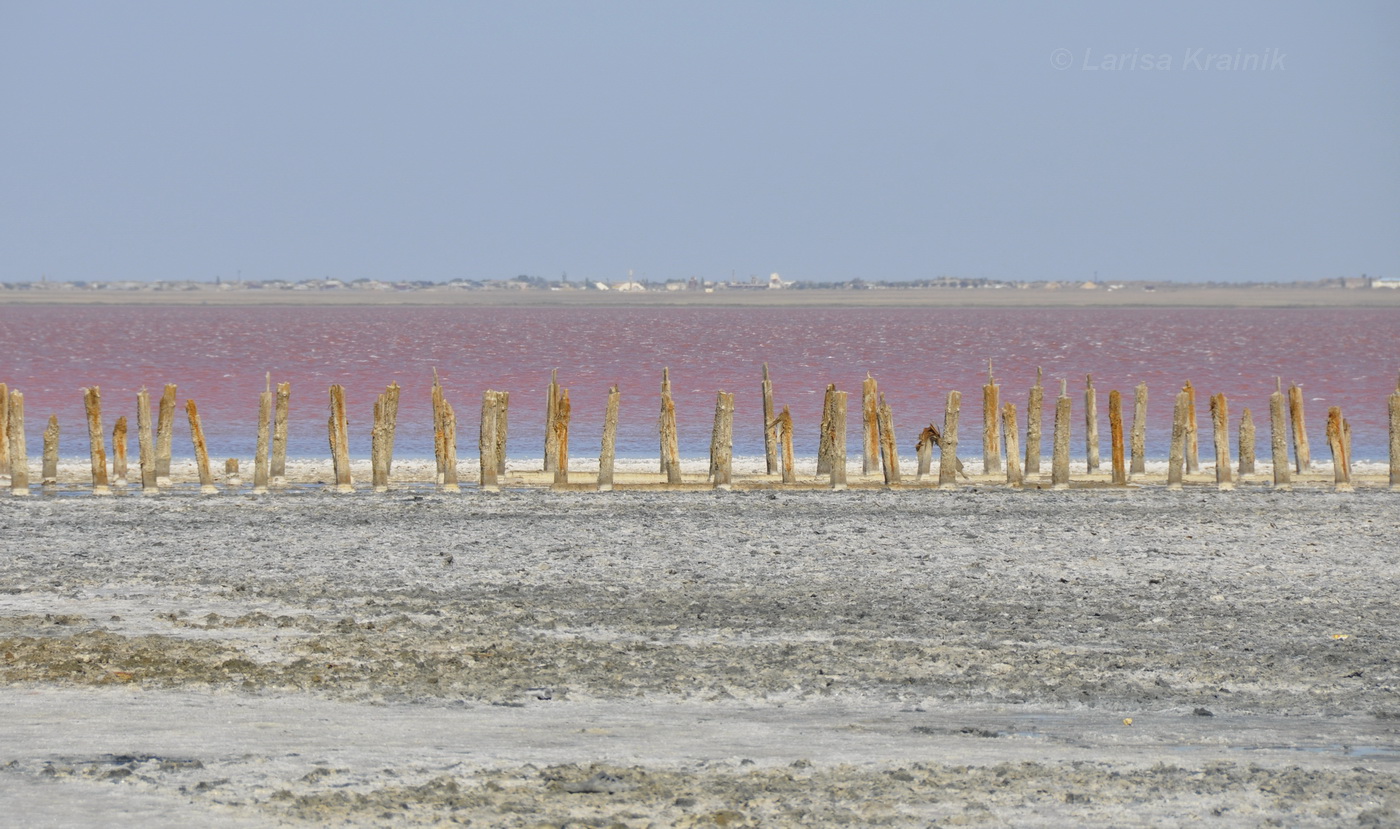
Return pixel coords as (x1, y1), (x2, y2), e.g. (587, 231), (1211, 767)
(1210, 393), (1233, 490)
(710, 391), (734, 490)
(552, 388), (571, 486)
(224, 458), (241, 487)
(1108, 390), (1126, 485)
(83, 387), (111, 495)
(762, 364), (778, 475)
(380, 381), (400, 480)
(1084, 375), (1100, 474)
(271, 381), (290, 486)
(137, 388), (156, 491)
(598, 385), (619, 491)
(817, 384), (836, 476)
(1269, 379), (1291, 489)
(186, 399), (216, 494)
(155, 383), (177, 487)
(479, 390), (500, 492)
(1003, 403), (1023, 487)
(878, 393), (900, 485)
(983, 361), (1002, 475)
(494, 390), (508, 476)
(1390, 375), (1400, 490)
(432, 370), (447, 485)
(1288, 382), (1311, 473)
(1327, 406), (1352, 491)
(253, 387), (271, 494)
(0, 382), (8, 483)
(441, 398), (460, 493)
(8, 391), (28, 495)
(915, 425), (935, 482)
(1167, 388), (1189, 490)
(111, 416), (128, 486)
(862, 373), (880, 476)
(41, 414), (57, 487)
(1025, 368), (1043, 475)
(1051, 379), (1071, 490)
(938, 391), (961, 489)
(777, 406), (796, 484)
(371, 392), (389, 492)
(660, 370), (681, 484)
(545, 369), (559, 473)
(327, 384), (352, 493)
(829, 390), (848, 490)
(1130, 382), (1147, 476)
(1183, 381), (1200, 474)
(1238, 408), (1256, 476)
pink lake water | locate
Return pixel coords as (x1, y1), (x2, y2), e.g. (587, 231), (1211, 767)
(1, 305), (1396, 462)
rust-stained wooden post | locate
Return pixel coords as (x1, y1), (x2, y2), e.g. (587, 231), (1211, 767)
(938, 391), (961, 489)
(1390, 375), (1400, 490)
(545, 368), (559, 473)
(1269, 379), (1291, 489)
(1130, 382), (1147, 476)
(862, 373), (880, 476)
(0, 383), (8, 481)
(155, 383), (177, 487)
(7, 391), (28, 495)
(983, 361), (1002, 475)
(1108, 390), (1126, 486)
(598, 385), (619, 491)
(137, 388), (156, 491)
(1025, 368), (1043, 475)
(111, 416), (128, 486)
(495, 390), (508, 476)
(271, 381), (290, 486)
(915, 425), (935, 482)
(1326, 406), (1352, 491)
(877, 392), (900, 485)
(1051, 379), (1071, 490)
(1003, 403), (1023, 487)
(41, 413), (57, 487)
(710, 391), (734, 490)
(480, 390), (500, 492)
(1210, 393), (1233, 490)
(1183, 381), (1200, 474)
(1288, 382), (1311, 473)
(1238, 408), (1256, 476)
(253, 387), (271, 494)
(828, 390), (847, 490)
(777, 406), (796, 484)
(1167, 388), (1189, 490)
(186, 399), (216, 493)
(1084, 374), (1099, 474)
(762, 364), (778, 475)
(441, 398), (459, 493)
(83, 386), (111, 495)
(660, 370), (681, 484)
(552, 388), (571, 486)
(327, 384), (352, 492)
(817, 383), (836, 476)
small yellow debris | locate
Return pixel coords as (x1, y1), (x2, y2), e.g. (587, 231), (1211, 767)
(1123, 718), (1133, 726)
(1331, 634), (1350, 640)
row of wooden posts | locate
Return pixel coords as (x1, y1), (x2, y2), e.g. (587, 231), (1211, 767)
(2, 367), (1399, 495)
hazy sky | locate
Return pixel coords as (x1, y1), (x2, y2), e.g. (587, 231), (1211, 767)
(2, 2), (1397, 284)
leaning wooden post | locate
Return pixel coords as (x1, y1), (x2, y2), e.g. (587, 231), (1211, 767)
(1084, 375), (1100, 474)
(1238, 408), (1256, 476)
(598, 385), (619, 491)
(1288, 382), (1311, 473)
(915, 426), (935, 482)
(136, 388), (156, 491)
(862, 373), (880, 476)
(185, 399), (216, 494)
(441, 399), (460, 493)
(983, 361), (1002, 475)
(1130, 382), (1147, 476)
(1025, 368), (1043, 475)
(494, 390), (509, 476)
(271, 382), (290, 486)
(8, 391), (28, 495)
(327, 384), (352, 492)
(1183, 381), (1200, 474)
(42, 413), (59, 487)
(0, 382), (8, 482)
(817, 384), (836, 476)
(155, 383), (177, 487)
(1210, 393), (1233, 490)
(829, 390), (848, 490)
(762, 364), (778, 475)
(877, 393), (900, 485)
(480, 390), (500, 492)
(777, 406), (796, 484)
(1108, 390), (1126, 486)
(710, 391), (734, 490)
(1167, 389), (1189, 490)
(1003, 403), (1023, 487)
(1326, 407), (1352, 491)
(1390, 375), (1400, 490)
(1051, 380), (1071, 490)
(83, 387), (111, 495)
(1269, 379), (1291, 489)
(552, 388), (571, 487)
(253, 387), (271, 494)
(660, 372), (681, 484)
(938, 391), (961, 489)
(544, 369), (559, 473)
(111, 416), (128, 486)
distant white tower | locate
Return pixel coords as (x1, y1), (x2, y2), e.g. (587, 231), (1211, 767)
(768, 272), (784, 289)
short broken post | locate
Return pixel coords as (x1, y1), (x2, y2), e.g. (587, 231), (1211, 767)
(1327, 407), (1352, 491)
(42, 413), (58, 487)
(862, 373), (880, 476)
(1288, 382), (1311, 473)
(1130, 382), (1147, 476)
(1168, 388), (1189, 490)
(1238, 408), (1256, 476)
(877, 392), (900, 485)
(271, 382), (290, 487)
(1108, 390), (1126, 486)
(83, 386), (111, 495)
(1210, 393), (1233, 490)
(915, 425), (935, 482)
(983, 361), (1002, 476)
(828, 390), (848, 490)
(762, 364), (778, 475)
(598, 385), (619, 491)
(155, 383), (177, 488)
(137, 388), (156, 492)
(111, 416), (128, 486)
(1025, 368), (1043, 476)
(186, 399), (217, 494)
(938, 391), (961, 489)
(710, 391), (734, 490)
(1269, 379), (1291, 489)
(327, 384), (352, 493)
(224, 458), (241, 487)
(1084, 374), (1099, 474)
(1003, 402), (1023, 487)
(1051, 379), (1071, 490)
(777, 406), (796, 485)
(8, 391), (28, 495)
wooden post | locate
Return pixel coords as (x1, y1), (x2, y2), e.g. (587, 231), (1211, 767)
(552, 388), (571, 486)
(710, 391), (734, 490)
(441, 399), (459, 493)
(983, 361), (1002, 475)
(155, 383), (177, 487)
(1183, 381), (1200, 474)
(1269, 380), (1291, 489)
(41, 413), (57, 487)
(1288, 383), (1311, 473)
(7, 391), (28, 495)
(1390, 375), (1400, 490)
(253, 388), (271, 493)
(186, 399), (216, 493)
(1167, 389), (1189, 490)
(83, 386), (111, 495)
(0, 382), (8, 482)
(371, 392), (389, 492)
(495, 390), (509, 476)
(224, 458), (240, 486)
(938, 391), (961, 489)
(862, 374), (880, 476)
(829, 390), (847, 490)
(877, 393), (900, 485)
(1084, 374), (1099, 474)
(327, 384), (352, 492)
(111, 416), (129, 486)
(271, 382), (290, 486)
(432, 370), (446, 485)
(1130, 382), (1147, 476)
(1025, 368), (1043, 475)
(660, 371), (681, 484)
(1238, 408), (1256, 476)
(1210, 393), (1233, 490)
(762, 364), (778, 475)
(137, 388), (156, 491)
(916, 425), (935, 482)
(817, 384), (836, 476)
(778, 406), (796, 484)
(1326, 406), (1352, 491)
(545, 369), (559, 473)
(480, 390), (500, 492)
(1003, 403), (1022, 487)
(1108, 390), (1126, 485)
(598, 385), (619, 491)
(1051, 379), (1071, 490)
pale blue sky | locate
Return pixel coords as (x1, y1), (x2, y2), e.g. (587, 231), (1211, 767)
(2, 1), (1396, 283)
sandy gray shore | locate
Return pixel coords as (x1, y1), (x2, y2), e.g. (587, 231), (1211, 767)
(2, 488), (1398, 826)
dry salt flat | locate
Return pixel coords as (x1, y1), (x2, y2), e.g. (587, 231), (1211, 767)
(1, 478), (1398, 827)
